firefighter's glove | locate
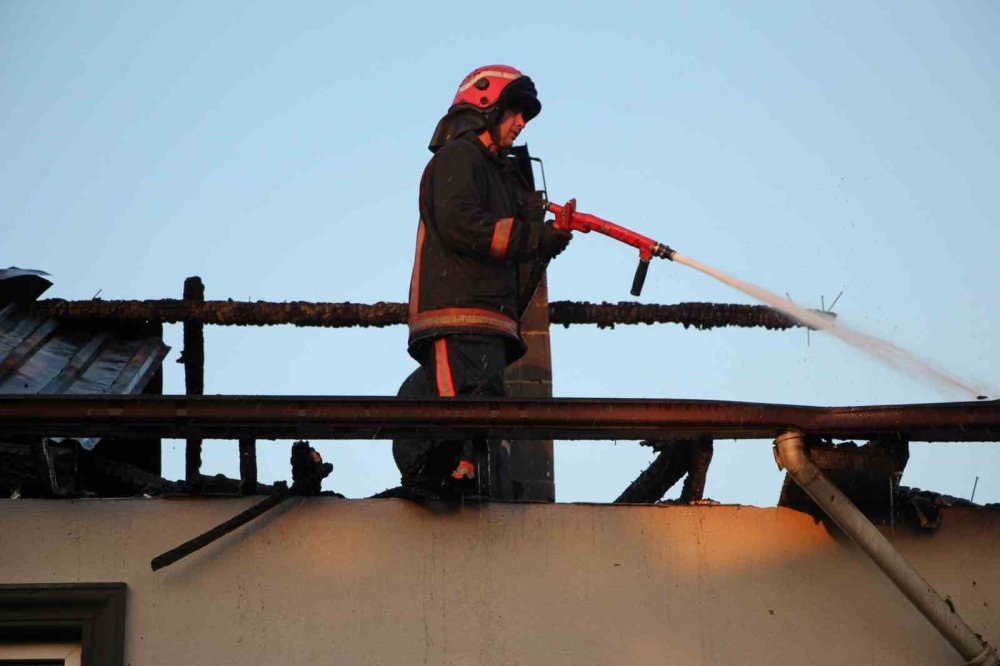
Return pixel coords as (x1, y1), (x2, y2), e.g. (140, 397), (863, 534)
(538, 221), (572, 260)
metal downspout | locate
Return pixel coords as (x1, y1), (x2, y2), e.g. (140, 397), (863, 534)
(773, 431), (998, 666)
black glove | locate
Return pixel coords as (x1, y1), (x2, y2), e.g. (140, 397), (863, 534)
(538, 221), (572, 260)
(521, 191), (548, 224)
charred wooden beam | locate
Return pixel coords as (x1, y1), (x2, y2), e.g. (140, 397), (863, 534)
(188, 472), (276, 496)
(548, 301), (809, 330)
(32, 299), (408, 327)
(614, 442), (688, 504)
(32, 439), (69, 497)
(679, 437), (714, 502)
(30, 299), (815, 331)
(151, 442), (331, 572)
(239, 438), (257, 495)
(0, 442), (38, 494)
(1, 440), (180, 498)
(778, 439), (910, 519)
(614, 436), (714, 504)
(1, 395), (997, 443)
(89, 453), (182, 496)
(150, 486), (291, 572)
(181, 277), (204, 487)
(2, 440), (75, 498)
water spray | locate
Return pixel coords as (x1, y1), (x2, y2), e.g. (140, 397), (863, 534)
(549, 197), (990, 400)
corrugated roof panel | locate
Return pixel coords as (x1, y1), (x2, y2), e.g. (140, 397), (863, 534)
(7, 329), (104, 394)
(0, 319), (60, 388)
(0, 307), (169, 396)
(108, 339), (167, 394)
(66, 337), (167, 395)
(0, 313), (49, 362)
(39, 332), (111, 394)
(0, 301), (169, 450)
(0, 271), (169, 404)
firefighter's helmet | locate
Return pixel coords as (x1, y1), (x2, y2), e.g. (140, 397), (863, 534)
(429, 65), (540, 152)
(450, 65), (541, 121)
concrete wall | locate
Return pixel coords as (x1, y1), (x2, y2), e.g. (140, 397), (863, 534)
(1, 498), (997, 665)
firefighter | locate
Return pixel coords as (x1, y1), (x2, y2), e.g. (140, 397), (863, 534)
(393, 65), (572, 497)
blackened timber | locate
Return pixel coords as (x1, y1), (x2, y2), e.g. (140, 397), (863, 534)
(548, 301), (813, 330)
(238, 438), (257, 495)
(151, 457), (332, 571)
(33, 299), (409, 327)
(0, 395), (998, 443)
(32, 439), (69, 497)
(182, 277), (204, 486)
(614, 445), (688, 504)
(151, 491), (292, 571)
(679, 438), (714, 502)
(89, 454), (182, 496)
(614, 436), (714, 504)
(31, 299), (817, 331)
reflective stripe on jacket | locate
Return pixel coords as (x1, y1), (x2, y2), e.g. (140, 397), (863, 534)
(408, 134), (543, 363)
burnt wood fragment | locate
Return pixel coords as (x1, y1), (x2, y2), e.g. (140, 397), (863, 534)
(239, 438), (258, 495)
(151, 443), (332, 572)
(616, 437), (715, 504)
(680, 438), (714, 502)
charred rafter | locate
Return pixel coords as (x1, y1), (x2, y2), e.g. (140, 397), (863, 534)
(30, 299), (812, 331)
(31, 300), (408, 327)
(548, 301), (806, 330)
(614, 437), (714, 504)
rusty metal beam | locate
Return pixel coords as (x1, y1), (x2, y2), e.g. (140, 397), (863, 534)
(29, 299), (813, 331)
(0, 395), (996, 442)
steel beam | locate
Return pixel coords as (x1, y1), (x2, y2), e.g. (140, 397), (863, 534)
(0, 395), (997, 442)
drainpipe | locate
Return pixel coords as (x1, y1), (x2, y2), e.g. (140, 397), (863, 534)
(773, 430), (998, 666)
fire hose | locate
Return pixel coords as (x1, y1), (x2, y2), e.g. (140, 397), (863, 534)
(549, 198), (676, 296)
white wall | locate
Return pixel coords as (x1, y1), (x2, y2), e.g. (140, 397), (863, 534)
(1, 499), (997, 665)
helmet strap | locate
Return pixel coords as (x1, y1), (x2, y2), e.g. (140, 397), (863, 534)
(485, 105), (510, 155)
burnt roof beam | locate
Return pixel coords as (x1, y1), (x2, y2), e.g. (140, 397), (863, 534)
(29, 299), (824, 331)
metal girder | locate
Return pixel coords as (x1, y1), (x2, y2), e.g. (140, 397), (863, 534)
(0, 395), (997, 442)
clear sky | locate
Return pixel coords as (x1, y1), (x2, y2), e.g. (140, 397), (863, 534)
(3, 1), (998, 505)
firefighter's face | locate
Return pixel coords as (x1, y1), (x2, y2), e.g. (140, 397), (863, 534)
(496, 109), (526, 148)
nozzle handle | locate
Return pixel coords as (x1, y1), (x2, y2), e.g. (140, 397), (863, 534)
(631, 259), (650, 297)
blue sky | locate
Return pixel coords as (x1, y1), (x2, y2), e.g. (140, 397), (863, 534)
(3, 1), (997, 504)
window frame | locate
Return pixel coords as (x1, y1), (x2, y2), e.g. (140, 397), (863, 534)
(0, 583), (126, 666)
(0, 641), (83, 666)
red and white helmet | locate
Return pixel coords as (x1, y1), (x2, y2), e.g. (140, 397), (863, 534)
(450, 65), (541, 121)
(429, 64), (540, 152)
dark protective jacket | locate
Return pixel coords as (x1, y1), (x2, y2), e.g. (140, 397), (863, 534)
(407, 134), (544, 363)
